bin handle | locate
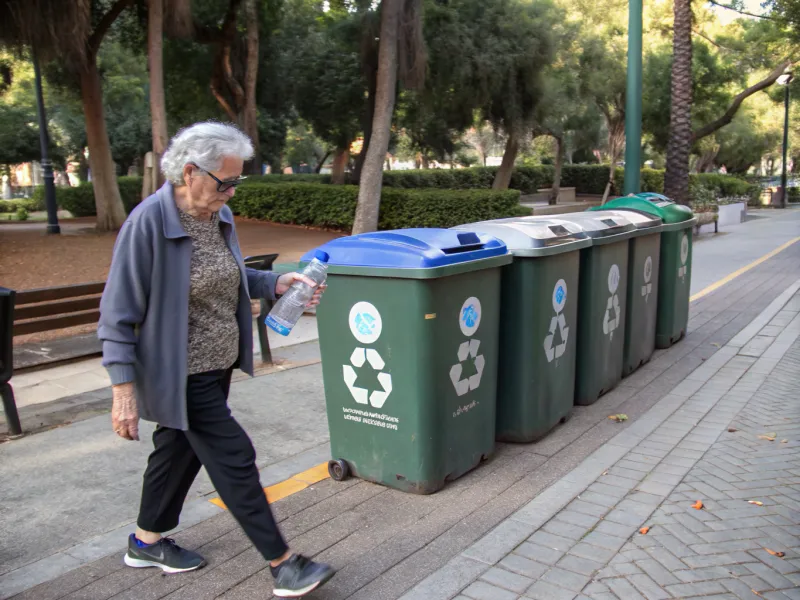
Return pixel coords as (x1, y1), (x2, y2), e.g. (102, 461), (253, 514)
(441, 232), (485, 254)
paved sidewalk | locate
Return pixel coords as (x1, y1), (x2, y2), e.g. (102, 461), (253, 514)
(4, 230), (800, 599)
(404, 288), (800, 600)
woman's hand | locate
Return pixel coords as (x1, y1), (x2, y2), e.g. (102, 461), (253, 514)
(276, 272), (327, 308)
(111, 383), (140, 441)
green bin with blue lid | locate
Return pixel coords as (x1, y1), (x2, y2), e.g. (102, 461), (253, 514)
(594, 194), (697, 348)
(452, 218), (590, 442)
(543, 213), (637, 405)
(303, 229), (512, 494)
(584, 210), (663, 377)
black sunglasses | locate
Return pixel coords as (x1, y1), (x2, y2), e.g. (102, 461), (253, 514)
(190, 163), (246, 192)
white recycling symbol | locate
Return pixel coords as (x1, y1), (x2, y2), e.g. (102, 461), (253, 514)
(343, 347), (393, 408)
(343, 302), (392, 408)
(678, 234), (689, 280)
(544, 279), (569, 363)
(603, 264), (622, 340)
(641, 256), (653, 302)
(450, 297), (485, 396)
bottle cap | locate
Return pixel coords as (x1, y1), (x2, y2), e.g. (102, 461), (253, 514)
(313, 249), (330, 263)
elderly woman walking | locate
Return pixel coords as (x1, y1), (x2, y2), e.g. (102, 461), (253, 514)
(98, 121), (334, 598)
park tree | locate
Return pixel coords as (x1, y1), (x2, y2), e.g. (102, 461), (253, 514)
(352, 0), (426, 234)
(291, 1), (365, 183)
(1, 0), (135, 230)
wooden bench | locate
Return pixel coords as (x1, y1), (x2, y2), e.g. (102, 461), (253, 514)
(1, 287), (22, 436)
(13, 282), (105, 336)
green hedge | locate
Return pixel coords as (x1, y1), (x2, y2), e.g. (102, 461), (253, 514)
(245, 173), (334, 185)
(0, 198), (39, 213)
(33, 177), (143, 217)
(228, 183), (524, 231)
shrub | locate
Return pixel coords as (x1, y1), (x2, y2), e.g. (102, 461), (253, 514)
(0, 198), (38, 213)
(788, 187), (800, 204)
(33, 177), (144, 217)
(689, 173), (760, 206)
(228, 183), (523, 231)
(245, 173), (332, 185)
(15, 207), (29, 221)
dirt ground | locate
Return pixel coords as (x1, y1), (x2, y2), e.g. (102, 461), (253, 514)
(0, 217), (342, 291)
(1, 217), (341, 347)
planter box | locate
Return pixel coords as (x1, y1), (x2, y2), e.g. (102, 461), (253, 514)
(717, 202), (746, 227)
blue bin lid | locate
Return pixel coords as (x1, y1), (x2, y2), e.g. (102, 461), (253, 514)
(301, 228), (508, 270)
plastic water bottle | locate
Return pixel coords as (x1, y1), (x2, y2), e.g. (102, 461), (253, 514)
(266, 250), (329, 336)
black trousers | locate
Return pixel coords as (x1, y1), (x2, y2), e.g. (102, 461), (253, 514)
(137, 369), (288, 561)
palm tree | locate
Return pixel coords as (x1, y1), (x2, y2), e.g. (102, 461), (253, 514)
(663, 0), (693, 205)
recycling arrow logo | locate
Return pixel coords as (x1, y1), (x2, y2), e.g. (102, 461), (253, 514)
(343, 347), (393, 408)
(641, 256), (653, 302)
(450, 297), (485, 396)
(603, 264), (622, 340)
(544, 279), (569, 363)
(678, 234), (689, 280)
(450, 339), (485, 396)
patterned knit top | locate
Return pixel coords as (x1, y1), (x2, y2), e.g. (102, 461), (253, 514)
(179, 210), (241, 375)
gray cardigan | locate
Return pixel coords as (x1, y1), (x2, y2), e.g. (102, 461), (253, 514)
(98, 182), (280, 430)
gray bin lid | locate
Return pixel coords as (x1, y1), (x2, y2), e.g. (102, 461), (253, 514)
(529, 213), (637, 246)
(588, 209), (663, 233)
(452, 217), (591, 257)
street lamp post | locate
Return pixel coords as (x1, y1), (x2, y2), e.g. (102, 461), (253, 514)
(31, 45), (60, 234)
(778, 71), (793, 209)
(624, 0), (644, 195)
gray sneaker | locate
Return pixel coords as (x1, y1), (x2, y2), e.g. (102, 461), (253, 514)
(124, 535), (206, 574)
(271, 554), (335, 598)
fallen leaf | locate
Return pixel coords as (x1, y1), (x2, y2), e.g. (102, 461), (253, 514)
(752, 590), (762, 597)
(748, 500), (764, 506)
(781, 439), (788, 444)
(711, 342), (720, 348)
(765, 548), (785, 558)
(639, 526), (650, 535)
(758, 433), (777, 442)
(728, 427), (738, 433)
(608, 414), (629, 422)
(602, 470), (608, 476)
(692, 500), (704, 510)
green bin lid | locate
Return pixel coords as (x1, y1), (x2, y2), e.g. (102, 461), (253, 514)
(596, 195), (696, 228)
(587, 209), (663, 234)
(452, 217), (591, 257)
(531, 213), (637, 246)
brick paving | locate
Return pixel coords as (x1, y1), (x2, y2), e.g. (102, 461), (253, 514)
(408, 290), (800, 600)
(5, 245), (800, 600)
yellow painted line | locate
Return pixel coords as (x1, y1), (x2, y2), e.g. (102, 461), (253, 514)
(209, 463), (330, 510)
(690, 237), (800, 303)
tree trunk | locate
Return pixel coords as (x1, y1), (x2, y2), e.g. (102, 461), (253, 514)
(353, 70), (377, 183)
(80, 62), (127, 231)
(242, 0), (261, 174)
(148, 0), (168, 195)
(332, 147), (349, 184)
(421, 155), (429, 169)
(315, 150), (331, 174)
(492, 132), (519, 190)
(663, 0), (693, 205)
(352, 0), (399, 234)
(549, 135), (564, 206)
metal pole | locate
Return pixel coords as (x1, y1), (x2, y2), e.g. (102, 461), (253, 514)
(624, 0), (644, 195)
(31, 45), (60, 234)
(780, 83), (790, 209)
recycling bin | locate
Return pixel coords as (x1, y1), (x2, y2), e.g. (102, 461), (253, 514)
(303, 229), (512, 494)
(546, 213), (637, 405)
(587, 210), (664, 376)
(598, 194), (697, 348)
(452, 218), (590, 442)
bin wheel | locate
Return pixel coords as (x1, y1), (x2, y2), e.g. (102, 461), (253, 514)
(328, 459), (350, 482)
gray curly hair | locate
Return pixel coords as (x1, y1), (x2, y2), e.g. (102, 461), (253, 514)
(161, 121), (254, 185)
